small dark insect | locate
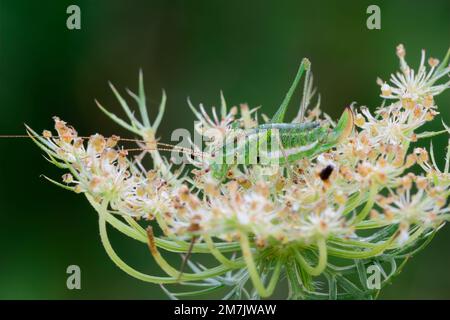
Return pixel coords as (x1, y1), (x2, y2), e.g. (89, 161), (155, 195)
(319, 164), (334, 181)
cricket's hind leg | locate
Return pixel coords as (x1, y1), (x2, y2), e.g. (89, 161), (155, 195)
(275, 133), (294, 179)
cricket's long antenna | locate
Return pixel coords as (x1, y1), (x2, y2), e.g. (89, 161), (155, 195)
(0, 134), (206, 158)
(123, 147), (205, 158)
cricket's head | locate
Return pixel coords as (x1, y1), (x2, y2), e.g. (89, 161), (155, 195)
(321, 107), (354, 150)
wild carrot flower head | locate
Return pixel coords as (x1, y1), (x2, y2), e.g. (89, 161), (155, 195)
(29, 45), (450, 299)
(379, 44), (450, 101)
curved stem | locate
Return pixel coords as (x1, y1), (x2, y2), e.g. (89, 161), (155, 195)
(155, 212), (171, 237)
(204, 235), (241, 268)
(343, 191), (363, 216)
(327, 229), (399, 259)
(354, 183), (377, 224)
(87, 194), (241, 253)
(98, 211), (178, 284)
(295, 237), (327, 276)
(329, 237), (378, 249)
(146, 226), (245, 282)
(355, 220), (391, 230)
(123, 215), (147, 237)
(92, 195), (243, 282)
(239, 232), (282, 298)
(265, 260), (283, 297)
(87, 194), (146, 243)
(388, 225), (425, 250)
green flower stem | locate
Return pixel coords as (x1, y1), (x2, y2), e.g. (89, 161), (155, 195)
(123, 215), (147, 237)
(353, 183), (377, 224)
(264, 260), (283, 298)
(146, 226), (245, 281)
(26, 126), (60, 159)
(285, 262), (304, 299)
(204, 235), (241, 268)
(86, 194), (146, 242)
(354, 220), (391, 230)
(239, 232), (282, 298)
(95, 196), (244, 282)
(41, 175), (76, 192)
(329, 237), (378, 248)
(87, 196), (241, 253)
(137, 70), (151, 128)
(109, 82), (143, 129)
(155, 212), (171, 236)
(98, 210), (178, 284)
(96, 100), (142, 136)
(332, 225), (424, 252)
(152, 90), (166, 132)
(388, 225), (425, 250)
(327, 229), (398, 259)
(154, 236), (241, 254)
(343, 191), (364, 216)
(294, 238), (327, 276)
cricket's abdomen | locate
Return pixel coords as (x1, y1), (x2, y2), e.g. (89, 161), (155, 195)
(275, 125), (329, 163)
(209, 122), (331, 175)
(244, 122), (329, 165)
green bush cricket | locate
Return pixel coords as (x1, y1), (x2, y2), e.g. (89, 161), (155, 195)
(208, 58), (354, 180)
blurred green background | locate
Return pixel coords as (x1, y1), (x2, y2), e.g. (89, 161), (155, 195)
(0, 0), (449, 299)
